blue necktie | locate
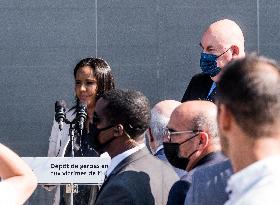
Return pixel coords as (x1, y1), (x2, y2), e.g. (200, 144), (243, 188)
(207, 87), (217, 102)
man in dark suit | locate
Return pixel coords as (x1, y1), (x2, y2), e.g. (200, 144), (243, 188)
(91, 89), (179, 205)
(182, 19), (245, 102)
(146, 100), (186, 177)
(164, 100), (226, 205)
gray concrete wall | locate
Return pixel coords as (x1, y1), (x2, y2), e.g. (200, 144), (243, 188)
(0, 0), (276, 204)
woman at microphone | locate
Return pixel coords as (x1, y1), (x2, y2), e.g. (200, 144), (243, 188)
(47, 57), (115, 205)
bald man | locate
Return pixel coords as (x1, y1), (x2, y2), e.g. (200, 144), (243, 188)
(164, 100), (226, 205)
(146, 100), (186, 177)
(182, 19), (245, 102)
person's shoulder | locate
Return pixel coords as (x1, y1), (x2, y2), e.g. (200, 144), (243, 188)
(96, 176), (134, 204)
(130, 149), (173, 170)
(108, 169), (153, 190)
(190, 72), (211, 81)
(121, 150), (179, 180)
(170, 179), (191, 193)
(143, 151), (179, 170)
(192, 159), (232, 181)
(196, 159), (231, 173)
(186, 72), (212, 91)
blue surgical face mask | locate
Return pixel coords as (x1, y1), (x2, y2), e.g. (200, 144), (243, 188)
(200, 48), (231, 77)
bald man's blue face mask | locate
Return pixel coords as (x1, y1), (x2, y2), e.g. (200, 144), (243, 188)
(200, 48), (231, 77)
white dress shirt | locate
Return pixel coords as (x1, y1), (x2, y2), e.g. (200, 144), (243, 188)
(225, 155), (280, 205)
(105, 143), (146, 177)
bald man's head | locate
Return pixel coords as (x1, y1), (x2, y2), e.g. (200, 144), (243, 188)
(206, 19), (245, 53)
(153, 100), (182, 119)
(164, 100), (220, 171)
(148, 100), (181, 152)
(200, 19), (245, 82)
(168, 101), (218, 139)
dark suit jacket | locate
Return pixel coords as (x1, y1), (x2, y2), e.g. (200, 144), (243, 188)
(94, 147), (179, 205)
(181, 73), (213, 102)
(167, 152), (226, 205)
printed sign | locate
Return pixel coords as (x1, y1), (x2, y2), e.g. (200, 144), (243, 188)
(22, 157), (111, 184)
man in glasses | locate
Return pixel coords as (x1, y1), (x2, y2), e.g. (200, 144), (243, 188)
(182, 19), (245, 102)
(146, 100), (186, 177)
(90, 89), (179, 205)
(165, 100), (226, 205)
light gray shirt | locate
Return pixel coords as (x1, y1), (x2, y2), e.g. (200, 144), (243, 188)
(225, 155), (280, 205)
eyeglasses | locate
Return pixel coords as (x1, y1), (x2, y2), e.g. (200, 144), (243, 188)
(217, 47), (231, 58)
(163, 127), (202, 142)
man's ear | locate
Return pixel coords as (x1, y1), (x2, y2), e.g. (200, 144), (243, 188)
(231, 45), (240, 58)
(197, 132), (209, 150)
(113, 124), (124, 137)
(148, 127), (154, 142)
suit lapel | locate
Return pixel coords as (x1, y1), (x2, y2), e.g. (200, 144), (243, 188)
(109, 147), (150, 176)
(192, 73), (213, 101)
(95, 147), (150, 202)
(202, 76), (214, 100)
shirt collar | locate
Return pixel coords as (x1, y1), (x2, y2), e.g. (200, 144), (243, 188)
(155, 145), (164, 154)
(226, 155), (280, 199)
(194, 151), (224, 168)
(106, 143), (146, 177)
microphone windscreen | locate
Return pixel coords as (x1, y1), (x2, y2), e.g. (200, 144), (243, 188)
(55, 100), (67, 109)
(78, 102), (87, 109)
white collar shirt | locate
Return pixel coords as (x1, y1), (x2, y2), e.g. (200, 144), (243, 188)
(105, 143), (146, 177)
(155, 145), (163, 154)
(225, 155), (280, 205)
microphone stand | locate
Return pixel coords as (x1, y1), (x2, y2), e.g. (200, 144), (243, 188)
(55, 102), (86, 205)
(64, 118), (79, 205)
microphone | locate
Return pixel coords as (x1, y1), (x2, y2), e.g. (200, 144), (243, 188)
(55, 100), (67, 131)
(76, 102), (87, 135)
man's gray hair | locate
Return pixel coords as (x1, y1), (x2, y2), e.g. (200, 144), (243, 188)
(191, 112), (219, 144)
(150, 109), (170, 146)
